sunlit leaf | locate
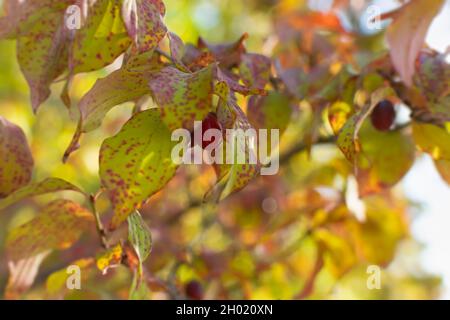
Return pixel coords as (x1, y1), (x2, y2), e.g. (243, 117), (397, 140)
(99, 109), (178, 229)
(412, 122), (450, 160)
(328, 101), (352, 135)
(96, 243), (123, 274)
(349, 196), (408, 266)
(71, 0), (131, 73)
(337, 88), (395, 163)
(79, 65), (152, 132)
(0, 117), (33, 198)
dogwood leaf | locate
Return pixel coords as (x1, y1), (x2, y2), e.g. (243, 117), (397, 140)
(99, 109), (178, 229)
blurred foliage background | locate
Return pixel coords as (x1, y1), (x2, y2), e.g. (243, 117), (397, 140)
(0, 0), (445, 299)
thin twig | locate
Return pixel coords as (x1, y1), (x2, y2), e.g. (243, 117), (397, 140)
(89, 192), (109, 249)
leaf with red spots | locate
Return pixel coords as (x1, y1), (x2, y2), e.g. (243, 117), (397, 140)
(79, 64), (153, 132)
(99, 109), (179, 229)
(386, 0), (445, 87)
(0, 117), (33, 198)
(239, 53), (272, 90)
(149, 65), (215, 131)
(121, 0), (167, 54)
(211, 92), (259, 200)
(16, 5), (69, 112)
(70, 0), (131, 74)
(6, 199), (94, 262)
(0, 0), (70, 39)
(337, 88), (395, 163)
(0, 177), (86, 211)
(64, 51), (164, 161)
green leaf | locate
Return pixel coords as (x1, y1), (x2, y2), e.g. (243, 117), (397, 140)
(413, 122), (450, 184)
(0, 177), (85, 211)
(71, 0), (131, 73)
(356, 123), (415, 196)
(0, 117), (34, 198)
(99, 109), (179, 229)
(6, 199), (94, 262)
(129, 270), (150, 300)
(121, 0), (167, 53)
(412, 122), (450, 160)
(337, 87), (395, 163)
(128, 211), (152, 263)
(149, 65), (215, 131)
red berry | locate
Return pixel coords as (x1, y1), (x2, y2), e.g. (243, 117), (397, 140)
(185, 280), (203, 300)
(370, 100), (395, 131)
(191, 112), (222, 149)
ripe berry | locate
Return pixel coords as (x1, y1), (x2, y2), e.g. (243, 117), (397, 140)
(185, 280), (203, 300)
(370, 100), (395, 131)
(191, 112), (222, 149)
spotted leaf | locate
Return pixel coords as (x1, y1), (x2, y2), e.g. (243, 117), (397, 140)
(0, 117), (34, 198)
(71, 0), (131, 73)
(6, 199), (94, 262)
(149, 65), (215, 131)
(16, 5), (70, 112)
(121, 0), (167, 53)
(0, 177), (85, 211)
(99, 109), (178, 229)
